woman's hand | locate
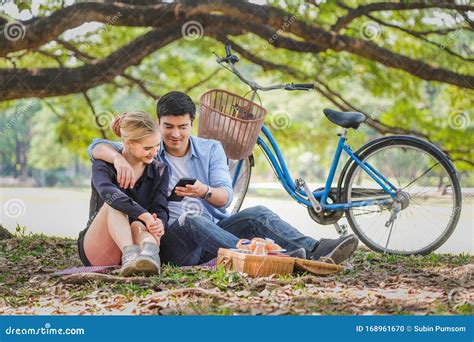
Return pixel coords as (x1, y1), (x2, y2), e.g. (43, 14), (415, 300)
(148, 213), (165, 240)
(138, 212), (164, 242)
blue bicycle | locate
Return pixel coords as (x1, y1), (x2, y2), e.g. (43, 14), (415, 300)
(203, 45), (462, 255)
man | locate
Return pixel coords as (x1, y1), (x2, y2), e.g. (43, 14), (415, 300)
(88, 91), (358, 266)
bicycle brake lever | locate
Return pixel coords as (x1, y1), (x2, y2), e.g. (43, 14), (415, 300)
(213, 52), (224, 63)
(213, 51), (239, 65)
(223, 54), (239, 64)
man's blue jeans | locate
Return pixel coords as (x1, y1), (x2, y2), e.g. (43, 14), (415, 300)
(159, 205), (319, 266)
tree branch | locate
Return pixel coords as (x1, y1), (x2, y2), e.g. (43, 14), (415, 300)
(364, 14), (474, 62)
(332, 1), (474, 32)
(121, 73), (160, 100)
(0, 24), (182, 100)
(0, 2), (181, 57)
(451, 158), (474, 167)
(55, 38), (96, 61)
(43, 100), (66, 120)
(457, 9), (474, 30)
(57, 37), (161, 100)
(413, 27), (470, 35)
(184, 69), (222, 93)
(33, 49), (64, 66)
(1, 0), (473, 102)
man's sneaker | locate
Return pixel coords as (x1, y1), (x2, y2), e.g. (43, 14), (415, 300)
(285, 248), (306, 259)
(135, 242), (161, 276)
(119, 244), (140, 277)
(309, 234), (359, 264)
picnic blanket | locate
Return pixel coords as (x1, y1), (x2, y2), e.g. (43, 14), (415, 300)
(52, 258), (217, 277)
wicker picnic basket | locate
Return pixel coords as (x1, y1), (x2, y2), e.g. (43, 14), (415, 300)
(217, 248), (294, 277)
(294, 258), (344, 276)
(217, 248), (344, 277)
(198, 89), (267, 160)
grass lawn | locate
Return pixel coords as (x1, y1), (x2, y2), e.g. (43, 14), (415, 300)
(0, 227), (472, 315)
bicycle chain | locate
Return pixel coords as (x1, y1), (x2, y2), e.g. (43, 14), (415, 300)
(352, 207), (389, 217)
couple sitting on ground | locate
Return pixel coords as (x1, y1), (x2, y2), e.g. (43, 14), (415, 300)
(77, 91), (359, 276)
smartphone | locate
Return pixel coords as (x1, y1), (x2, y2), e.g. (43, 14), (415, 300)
(167, 178), (197, 202)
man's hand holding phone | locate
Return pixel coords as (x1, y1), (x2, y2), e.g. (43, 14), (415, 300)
(168, 178), (201, 201)
(175, 179), (207, 198)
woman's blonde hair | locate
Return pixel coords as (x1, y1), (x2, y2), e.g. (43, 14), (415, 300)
(112, 111), (159, 142)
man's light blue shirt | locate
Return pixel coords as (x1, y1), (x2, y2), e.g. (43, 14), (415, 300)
(87, 136), (234, 222)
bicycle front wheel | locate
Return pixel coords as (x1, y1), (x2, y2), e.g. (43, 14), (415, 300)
(343, 137), (462, 255)
(227, 156), (252, 214)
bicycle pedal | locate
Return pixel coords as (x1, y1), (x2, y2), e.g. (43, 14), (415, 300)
(334, 222), (348, 235)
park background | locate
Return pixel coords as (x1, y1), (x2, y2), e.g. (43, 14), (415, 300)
(1, 0), (472, 253)
(0, 0), (472, 316)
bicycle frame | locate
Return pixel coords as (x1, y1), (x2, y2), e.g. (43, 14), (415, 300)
(233, 124), (398, 212)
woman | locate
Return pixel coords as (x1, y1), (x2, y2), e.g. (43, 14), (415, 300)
(77, 111), (169, 276)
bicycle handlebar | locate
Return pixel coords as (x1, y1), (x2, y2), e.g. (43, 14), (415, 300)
(285, 83), (315, 91)
(215, 44), (314, 93)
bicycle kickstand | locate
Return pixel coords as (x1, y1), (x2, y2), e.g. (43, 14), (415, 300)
(383, 202), (401, 253)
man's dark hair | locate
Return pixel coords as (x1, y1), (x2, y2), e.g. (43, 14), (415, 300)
(156, 91), (196, 121)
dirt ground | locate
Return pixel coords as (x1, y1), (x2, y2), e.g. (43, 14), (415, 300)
(0, 233), (472, 315)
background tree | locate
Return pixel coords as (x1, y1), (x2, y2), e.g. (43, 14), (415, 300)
(0, 0), (472, 185)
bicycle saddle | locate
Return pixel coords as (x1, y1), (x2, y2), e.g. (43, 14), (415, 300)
(323, 108), (366, 129)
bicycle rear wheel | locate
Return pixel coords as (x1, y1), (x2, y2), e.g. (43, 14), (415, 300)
(343, 137), (462, 255)
(227, 156), (252, 214)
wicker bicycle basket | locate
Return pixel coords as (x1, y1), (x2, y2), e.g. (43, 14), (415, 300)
(198, 89), (267, 160)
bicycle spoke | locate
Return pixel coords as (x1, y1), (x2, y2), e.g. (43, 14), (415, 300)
(401, 162), (440, 191)
(410, 198), (454, 211)
(344, 140), (460, 255)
